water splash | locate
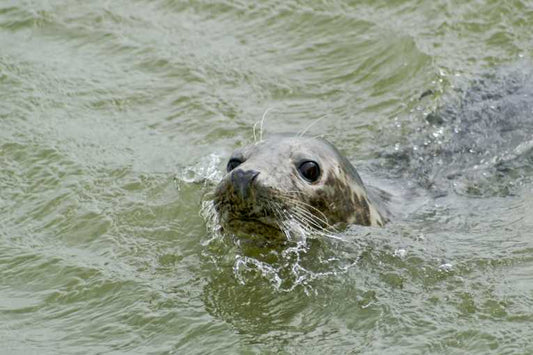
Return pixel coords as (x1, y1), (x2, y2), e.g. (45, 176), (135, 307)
(200, 199), (359, 293)
(175, 153), (223, 188)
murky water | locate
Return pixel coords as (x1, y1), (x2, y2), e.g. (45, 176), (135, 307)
(1, 1), (533, 353)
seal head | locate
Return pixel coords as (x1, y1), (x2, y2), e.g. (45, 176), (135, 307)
(214, 136), (386, 239)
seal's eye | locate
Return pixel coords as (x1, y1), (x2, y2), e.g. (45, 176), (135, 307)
(227, 158), (243, 172)
(298, 161), (320, 182)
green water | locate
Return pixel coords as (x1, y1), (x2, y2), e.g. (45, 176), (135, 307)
(1, 1), (533, 354)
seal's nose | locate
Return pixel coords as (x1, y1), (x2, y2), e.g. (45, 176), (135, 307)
(231, 169), (260, 200)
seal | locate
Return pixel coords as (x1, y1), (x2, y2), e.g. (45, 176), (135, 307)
(214, 136), (387, 239)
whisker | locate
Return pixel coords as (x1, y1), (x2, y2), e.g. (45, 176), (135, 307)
(290, 201), (329, 223)
(259, 107), (274, 142)
(279, 196), (332, 227)
(273, 201), (326, 235)
(315, 230), (346, 241)
(252, 121), (259, 143)
(266, 189), (336, 230)
(298, 115), (326, 137)
(290, 210), (325, 230)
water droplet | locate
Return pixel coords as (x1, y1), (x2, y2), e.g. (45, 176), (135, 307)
(439, 263), (453, 272)
(394, 248), (407, 258)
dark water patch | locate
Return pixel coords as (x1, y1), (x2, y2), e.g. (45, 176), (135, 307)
(378, 64), (533, 197)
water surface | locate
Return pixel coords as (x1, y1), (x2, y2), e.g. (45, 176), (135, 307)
(1, 0), (533, 353)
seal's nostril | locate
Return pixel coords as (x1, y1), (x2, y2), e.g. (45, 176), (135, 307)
(250, 170), (259, 182)
(231, 169), (260, 199)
